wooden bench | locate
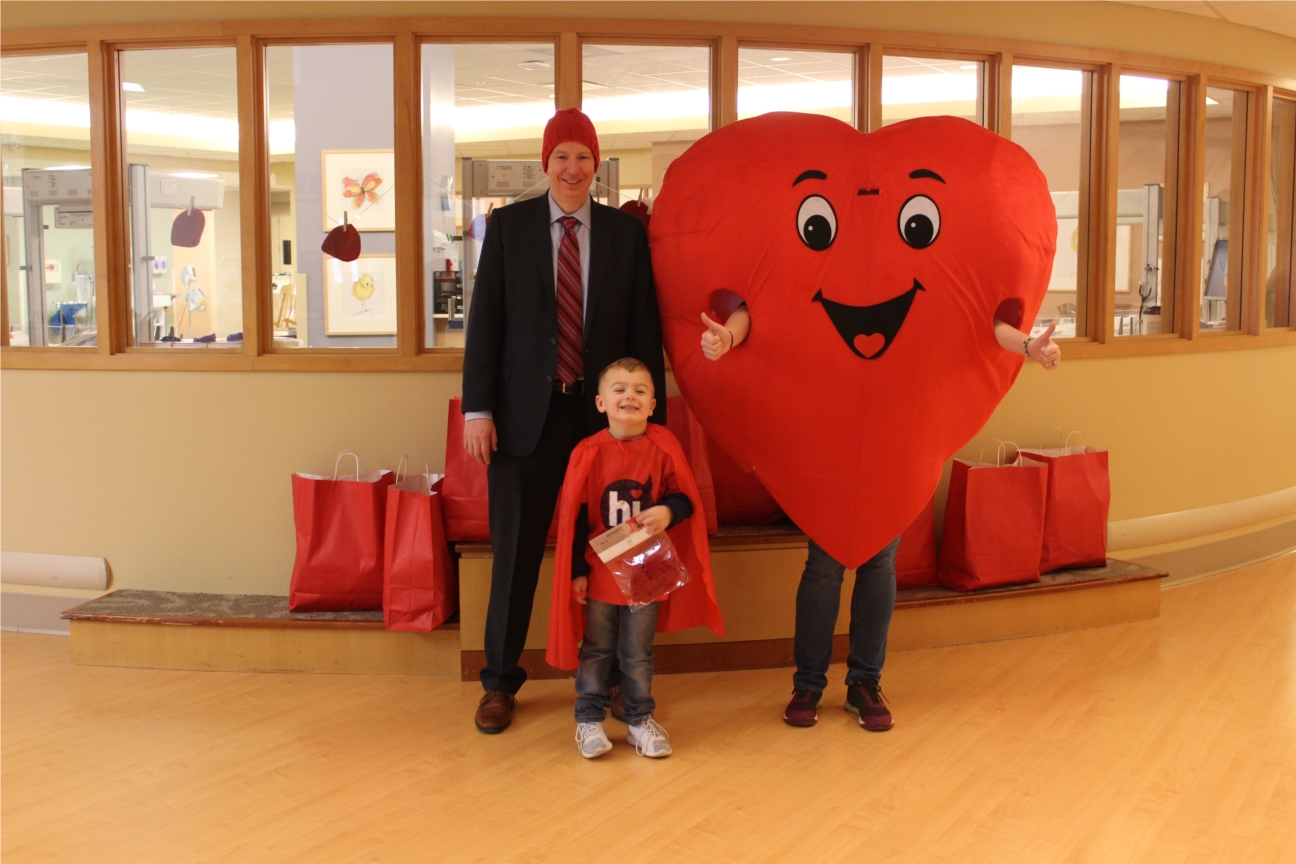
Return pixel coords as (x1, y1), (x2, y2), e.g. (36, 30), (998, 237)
(456, 525), (1166, 682)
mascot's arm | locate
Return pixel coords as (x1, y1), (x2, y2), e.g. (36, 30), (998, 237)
(994, 318), (1061, 370)
(700, 305), (751, 361)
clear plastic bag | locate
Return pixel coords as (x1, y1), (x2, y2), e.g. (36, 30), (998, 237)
(591, 519), (691, 611)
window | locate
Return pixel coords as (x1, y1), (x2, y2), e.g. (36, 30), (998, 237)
(1200, 86), (1249, 332)
(1012, 65), (1095, 339)
(583, 43), (710, 201)
(1, 52), (95, 347)
(1115, 74), (1183, 337)
(121, 47), (243, 348)
(421, 42), (554, 349)
(1267, 96), (1296, 328)
(882, 56), (984, 126)
(737, 48), (853, 123)
(266, 43), (397, 349)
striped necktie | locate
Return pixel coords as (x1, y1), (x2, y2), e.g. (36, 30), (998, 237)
(555, 215), (583, 386)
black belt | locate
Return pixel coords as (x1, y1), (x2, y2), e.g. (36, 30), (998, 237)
(553, 379), (583, 395)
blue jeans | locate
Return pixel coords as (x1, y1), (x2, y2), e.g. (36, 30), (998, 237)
(575, 598), (658, 725)
(792, 536), (900, 692)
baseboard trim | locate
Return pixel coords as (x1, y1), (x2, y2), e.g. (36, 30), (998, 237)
(1, 591), (77, 635)
(1136, 520), (1296, 587)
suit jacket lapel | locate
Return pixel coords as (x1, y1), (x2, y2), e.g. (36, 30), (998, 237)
(585, 202), (614, 332)
(522, 195), (555, 300)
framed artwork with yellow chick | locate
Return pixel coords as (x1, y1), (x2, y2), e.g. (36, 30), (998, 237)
(322, 253), (398, 335)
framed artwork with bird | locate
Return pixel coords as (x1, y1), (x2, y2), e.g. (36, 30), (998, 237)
(322, 252), (397, 335)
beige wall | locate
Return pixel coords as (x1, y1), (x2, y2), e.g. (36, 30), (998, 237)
(3, 2), (1295, 80)
(4, 347), (1294, 596)
(3, 2), (1295, 597)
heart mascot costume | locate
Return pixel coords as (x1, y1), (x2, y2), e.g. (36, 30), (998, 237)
(649, 113), (1056, 568)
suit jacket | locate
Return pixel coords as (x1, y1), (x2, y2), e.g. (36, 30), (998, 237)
(462, 194), (667, 456)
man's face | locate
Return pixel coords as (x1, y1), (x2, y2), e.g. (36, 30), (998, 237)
(595, 367), (656, 426)
(547, 141), (597, 210)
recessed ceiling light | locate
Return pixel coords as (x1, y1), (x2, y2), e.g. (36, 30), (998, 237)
(170, 172), (218, 179)
(959, 64), (978, 70)
(771, 56), (791, 63)
(122, 82), (145, 92)
(44, 164), (90, 171)
(518, 60), (550, 71)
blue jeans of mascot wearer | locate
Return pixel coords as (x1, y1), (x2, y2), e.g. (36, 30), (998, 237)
(575, 598), (659, 725)
(793, 536), (901, 692)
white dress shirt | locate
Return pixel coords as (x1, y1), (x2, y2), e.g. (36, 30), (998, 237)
(466, 192), (592, 423)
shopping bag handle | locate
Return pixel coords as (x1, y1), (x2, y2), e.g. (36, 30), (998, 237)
(1064, 431), (1085, 453)
(977, 440), (1021, 467)
(1039, 426), (1065, 450)
(395, 455), (409, 484)
(333, 450), (362, 481)
(976, 439), (1003, 467)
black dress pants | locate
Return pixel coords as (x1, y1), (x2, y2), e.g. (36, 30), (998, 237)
(481, 391), (616, 694)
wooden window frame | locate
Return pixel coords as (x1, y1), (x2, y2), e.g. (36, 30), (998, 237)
(1263, 88), (1296, 332)
(1, 14), (1293, 371)
(874, 46), (1001, 133)
(1010, 57), (1105, 344)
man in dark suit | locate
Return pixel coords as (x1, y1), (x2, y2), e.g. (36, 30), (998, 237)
(462, 108), (666, 733)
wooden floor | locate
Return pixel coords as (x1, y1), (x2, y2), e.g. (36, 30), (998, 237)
(3, 554), (1294, 863)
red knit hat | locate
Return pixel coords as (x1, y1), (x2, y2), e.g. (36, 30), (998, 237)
(542, 107), (600, 171)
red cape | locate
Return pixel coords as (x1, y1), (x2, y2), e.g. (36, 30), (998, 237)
(546, 425), (725, 669)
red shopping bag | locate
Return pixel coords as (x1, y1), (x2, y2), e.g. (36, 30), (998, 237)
(289, 451), (394, 611)
(895, 492), (938, 589)
(1019, 432), (1110, 573)
(383, 461), (457, 631)
(938, 445), (1047, 592)
(666, 395), (719, 534)
(443, 398), (491, 541)
(442, 398), (558, 542)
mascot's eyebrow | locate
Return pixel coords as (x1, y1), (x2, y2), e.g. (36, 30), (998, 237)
(909, 169), (946, 183)
(793, 170), (828, 186)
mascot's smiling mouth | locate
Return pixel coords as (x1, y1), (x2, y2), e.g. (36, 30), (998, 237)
(812, 280), (924, 360)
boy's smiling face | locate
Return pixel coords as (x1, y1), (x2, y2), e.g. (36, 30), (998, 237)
(596, 366), (656, 437)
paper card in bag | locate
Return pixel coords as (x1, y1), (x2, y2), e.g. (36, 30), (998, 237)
(590, 520), (690, 611)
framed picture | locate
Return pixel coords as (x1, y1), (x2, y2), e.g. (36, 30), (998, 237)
(321, 149), (396, 233)
(323, 253), (397, 335)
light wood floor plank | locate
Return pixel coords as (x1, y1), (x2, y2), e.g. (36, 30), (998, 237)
(3, 552), (1294, 862)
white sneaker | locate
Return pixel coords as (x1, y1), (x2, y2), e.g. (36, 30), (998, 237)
(626, 716), (672, 758)
(575, 721), (613, 759)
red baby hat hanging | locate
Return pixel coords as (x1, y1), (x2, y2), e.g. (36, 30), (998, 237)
(171, 197), (206, 248)
(321, 210), (362, 262)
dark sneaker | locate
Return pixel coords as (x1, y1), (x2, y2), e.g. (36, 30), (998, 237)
(783, 688), (823, 727)
(845, 679), (893, 731)
(609, 685), (626, 723)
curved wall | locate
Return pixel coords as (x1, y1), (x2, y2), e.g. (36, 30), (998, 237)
(2, 2), (1294, 597)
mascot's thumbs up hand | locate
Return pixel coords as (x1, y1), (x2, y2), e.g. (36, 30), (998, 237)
(700, 312), (735, 361)
(1029, 320), (1061, 370)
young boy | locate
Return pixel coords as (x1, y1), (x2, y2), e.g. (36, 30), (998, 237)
(545, 358), (724, 759)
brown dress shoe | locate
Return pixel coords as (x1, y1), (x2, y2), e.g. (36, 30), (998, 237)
(609, 685), (626, 723)
(475, 690), (516, 734)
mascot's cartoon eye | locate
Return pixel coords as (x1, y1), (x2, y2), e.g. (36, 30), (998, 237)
(796, 195), (837, 251)
(898, 195), (941, 249)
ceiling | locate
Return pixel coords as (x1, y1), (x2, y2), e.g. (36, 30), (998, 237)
(1116, 1), (1296, 39)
